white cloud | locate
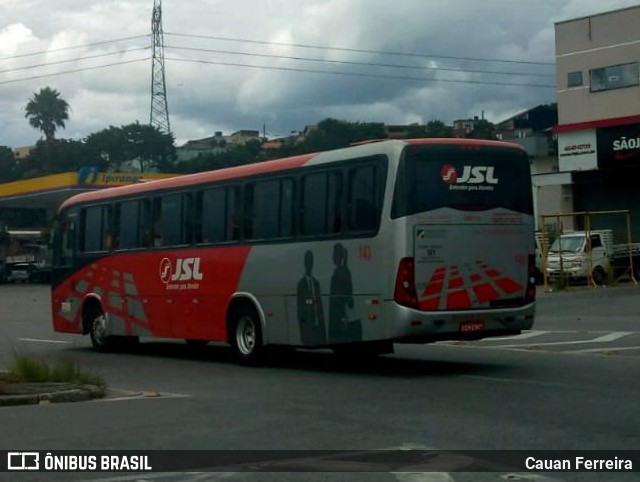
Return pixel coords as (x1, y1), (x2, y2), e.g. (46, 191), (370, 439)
(1, 0), (639, 148)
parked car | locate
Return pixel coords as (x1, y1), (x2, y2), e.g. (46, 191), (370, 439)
(7, 262), (37, 283)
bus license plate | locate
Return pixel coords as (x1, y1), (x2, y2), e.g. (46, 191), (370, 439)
(460, 321), (484, 333)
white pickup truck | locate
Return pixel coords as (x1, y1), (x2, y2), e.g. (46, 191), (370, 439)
(545, 229), (640, 284)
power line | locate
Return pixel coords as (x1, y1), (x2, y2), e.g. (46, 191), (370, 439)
(0, 31), (555, 88)
(0, 35), (149, 61)
(166, 57), (555, 88)
(0, 58), (149, 85)
(0, 47), (150, 75)
(165, 45), (554, 79)
(165, 31), (554, 67)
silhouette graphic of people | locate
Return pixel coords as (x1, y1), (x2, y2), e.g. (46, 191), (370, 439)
(297, 250), (326, 345)
(329, 243), (361, 343)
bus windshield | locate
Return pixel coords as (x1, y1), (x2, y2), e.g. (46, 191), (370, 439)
(391, 143), (533, 217)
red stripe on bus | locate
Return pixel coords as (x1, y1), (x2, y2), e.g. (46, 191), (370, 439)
(447, 290), (472, 309)
(495, 277), (523, 294)
(59, 153), (316, 210)
(419, 297), (440, 311)
(51, 246), (252, 341)
(448, 277), (463, 289)
(422, 281), (443, 297)
(473, 283), (499, 304)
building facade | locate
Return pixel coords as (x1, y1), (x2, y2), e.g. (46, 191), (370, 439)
(495, 104), (563, 230)
(554, 5), (640, 239)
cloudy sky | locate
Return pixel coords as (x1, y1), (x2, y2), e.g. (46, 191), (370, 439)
(1, 0), (638, 149)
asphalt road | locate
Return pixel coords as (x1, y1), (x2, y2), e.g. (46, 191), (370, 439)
(0, 283), (639, 482)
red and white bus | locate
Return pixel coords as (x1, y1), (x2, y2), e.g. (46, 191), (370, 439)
(51, 138), (536, 363)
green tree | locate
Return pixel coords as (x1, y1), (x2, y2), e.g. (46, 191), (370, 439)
(120, 122), (176, 172)
(0, 146), (19, 182)
(469, 119), (498, 140)
(24, 87), (70, 142)
(24, 87), (70, 173)
(85, 126), (129, 171)
(302, 118), (388, 153)
(18, 139), (89, 178)
(424, 120), (454, 137)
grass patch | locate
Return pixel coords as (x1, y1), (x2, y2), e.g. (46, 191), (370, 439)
(7, 355), (106, 388)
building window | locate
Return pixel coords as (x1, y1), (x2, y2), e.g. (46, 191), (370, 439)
(590, 62), (639, 92)
(567, 71), (583, 88)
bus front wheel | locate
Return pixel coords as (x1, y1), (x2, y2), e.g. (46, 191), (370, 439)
(88, 309), (138, 352)
(89, 311), (114, 352)
(229, 305), (264, 365)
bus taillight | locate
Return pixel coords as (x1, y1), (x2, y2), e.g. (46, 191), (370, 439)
(394, 257), (419, 309)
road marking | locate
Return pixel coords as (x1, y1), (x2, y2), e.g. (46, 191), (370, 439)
(461, 375), (571, 389)
(494, 331), (634, 348)
(18, 338), (73, 344)
(93, 391), (191, 402)
(487, 330), (551, 341)
(564, 345), (640, 354)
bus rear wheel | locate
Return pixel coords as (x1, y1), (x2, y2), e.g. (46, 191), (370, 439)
(230, 305), (264, 365)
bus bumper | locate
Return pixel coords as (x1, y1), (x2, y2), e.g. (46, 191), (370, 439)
(383, 301), (535, 343)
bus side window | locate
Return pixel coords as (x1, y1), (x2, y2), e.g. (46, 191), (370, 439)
(116, 200), (147, 249)
(58, 214), (77, 266)
(228, 186), (241, 241)
(82, 205), (110, 252)
(243, 184), (254, 240)
(301, 170), (342, 236)
(348, 164), (378, 232)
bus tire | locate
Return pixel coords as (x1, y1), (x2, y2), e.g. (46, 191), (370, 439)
(229, 304), (264, 365)
(89, 310), (115, 353)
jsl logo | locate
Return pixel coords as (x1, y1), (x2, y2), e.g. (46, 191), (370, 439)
(441, 165), (498, 185)
(160, 257), (204, 284)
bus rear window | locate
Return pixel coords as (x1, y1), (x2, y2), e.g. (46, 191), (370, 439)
(391, 144), (533, 218)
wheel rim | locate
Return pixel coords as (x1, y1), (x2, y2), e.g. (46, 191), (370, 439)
(92, 313), (109, 346)
(236, 315), (256, 355)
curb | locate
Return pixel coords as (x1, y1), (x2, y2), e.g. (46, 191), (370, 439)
(0, 384), (105, 407)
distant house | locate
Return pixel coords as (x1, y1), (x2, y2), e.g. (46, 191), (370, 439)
(261, 140), (283, 150)
(452, 117), (481, 138)
(496, 104), (558, 141)
(229, 130), (261, 145)
(176, 132), (228, 163)
(13, 146), (34, 161)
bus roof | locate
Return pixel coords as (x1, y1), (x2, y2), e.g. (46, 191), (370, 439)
(58, 138), (523, 211)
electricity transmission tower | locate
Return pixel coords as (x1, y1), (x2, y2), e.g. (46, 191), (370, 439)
(150, 0), (170, 134)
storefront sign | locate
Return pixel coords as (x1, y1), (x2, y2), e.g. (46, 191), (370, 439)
(597, 123), (640, 168)
(558, 130), (597, 172)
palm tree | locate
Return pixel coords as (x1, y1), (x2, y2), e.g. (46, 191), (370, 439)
(25, 87), (70, 141)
